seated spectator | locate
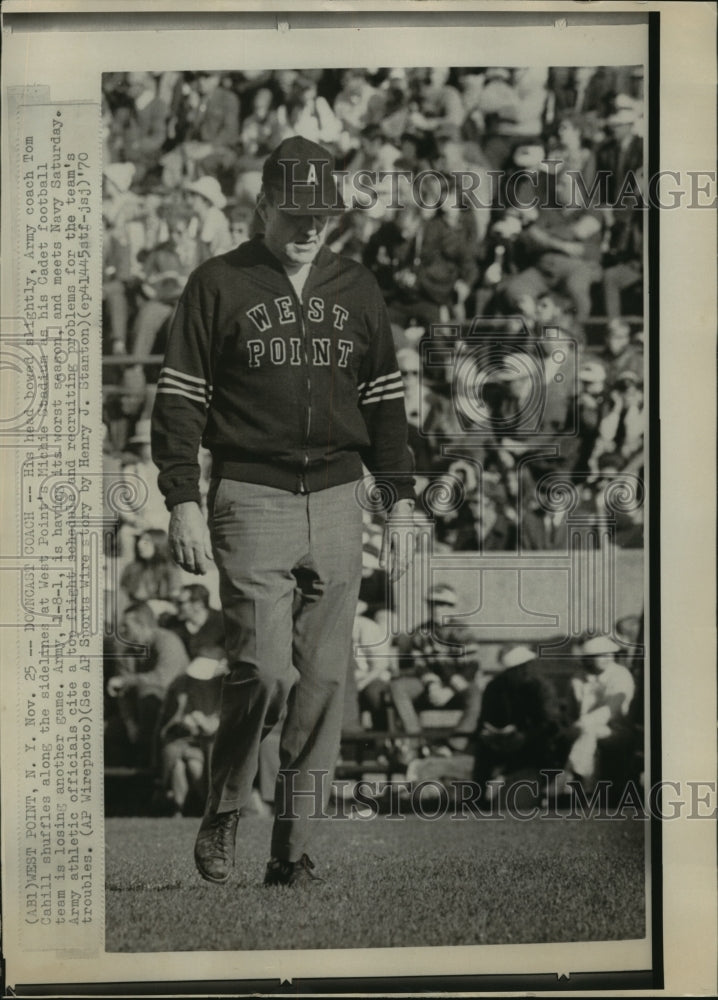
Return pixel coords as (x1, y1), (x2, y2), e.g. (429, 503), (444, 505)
(343, 123), (402, 217)
(102, 363), (150, 455)
(397, 346), (460, 471)
(119, 529), (183, 618)
(472, 644), (575, 805)
(413, 178), (480, 323)
(566, 360), (610, 475)
(393, 129), (434, 175)
(182, 71), (241, 190)
(157, 644), (228, 816)
(588, 318), (643, 390)
(102, 163), (143, 355)
(543, 67), (578, 127)
(332, 69), (378, 142)
(130, 208), (198, 358)
(390, 583), (482, 757)
(115, 419), (171, 564)
(487, 349), (572, 484)
(122, 72), (169, 184)
(238, 86), (281, 164)
(364, 68), (412, 137)
(512, 67), (550, 140)
(362, 206), (425, 326)
(590, 369), (644, 473)
(105, 602), (189, 767)
(473, 214), (523, 316)
(602, 207), (643, 319)
(165, 583), (225, 659)
(439, 473), (517, 552)
(595, 101), (643, 208)
(468, 67), (521, 170)
(275, 73), (345, 150)
(189, 73), (240, 147)
(519, 492), (569, 551)
(186, 176), (233, 262)
(591, 453), (645, 549)
(407, 67), (466, 143)
(566, 634), (636, 794)
(357, 523), (394, 631)
(499, 151), (604, 330)
(547, 112), (597, 186)
(325, 208), (376, 263)
(504, 157), (603, 333)
(352, 600), (397, 731)
(227, 203), (254, 249)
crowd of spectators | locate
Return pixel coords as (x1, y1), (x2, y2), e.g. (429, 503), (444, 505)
(102, 65), (646, 812)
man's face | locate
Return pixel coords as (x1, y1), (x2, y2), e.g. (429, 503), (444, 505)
(175, 591), (193, 622)
(469, 495), (497, 533)
(262, 198), (329, 269)
(127, 72), (152, 100)
(581, 378), (605, 398)
(607, 327), (630, 355)
(254, 89), (272, 116)
(169, 220), (189, 246)
(197, 74), (218, 96)
(189, 192), (209, 220)
(536, 296), (558, 325)
(176, 591), (206, 625)
(122, 613), (153, 646)
(136, 533), (155, 561)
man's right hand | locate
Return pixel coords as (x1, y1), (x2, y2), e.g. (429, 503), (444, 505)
(168, 501), (213, 575)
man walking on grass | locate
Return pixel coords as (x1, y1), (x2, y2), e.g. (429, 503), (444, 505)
(151, 135), (417, 887)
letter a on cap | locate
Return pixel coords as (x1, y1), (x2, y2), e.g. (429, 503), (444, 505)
(306, 163), (318, 186)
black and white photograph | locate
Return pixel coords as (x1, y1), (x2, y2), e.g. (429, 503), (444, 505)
(100, 55), (651, 954)
(1, 3), (716, 997)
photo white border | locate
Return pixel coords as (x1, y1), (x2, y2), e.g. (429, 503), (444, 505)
(1, 2), (715, 995)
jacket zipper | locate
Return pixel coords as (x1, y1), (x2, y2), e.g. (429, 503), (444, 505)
(287, 281), (312, 494)
(300, 302), (311, 495)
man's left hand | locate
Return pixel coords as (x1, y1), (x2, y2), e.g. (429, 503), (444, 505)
(380, 499), (417, 582)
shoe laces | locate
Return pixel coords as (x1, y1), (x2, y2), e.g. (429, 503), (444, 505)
(207, 811), (237, 858)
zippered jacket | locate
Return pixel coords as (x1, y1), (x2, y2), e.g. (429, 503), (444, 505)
(151, 236), (416, 510)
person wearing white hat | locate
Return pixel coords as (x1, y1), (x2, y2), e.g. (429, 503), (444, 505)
(472, 643), (570, 804)
(390, 583), (482, 758)
(185, 176), (233, 262)
(157, 643), (228, 817)
(596, 97), (643, 207)
(566, 633), (636, 790)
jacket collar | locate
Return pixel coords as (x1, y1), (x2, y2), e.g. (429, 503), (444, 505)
(249, 234), (336, 274)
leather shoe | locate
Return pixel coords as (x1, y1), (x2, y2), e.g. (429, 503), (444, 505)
(194, 809), (239, 883)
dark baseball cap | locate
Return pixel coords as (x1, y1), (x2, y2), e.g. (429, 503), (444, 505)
(262, 135), (345, 215)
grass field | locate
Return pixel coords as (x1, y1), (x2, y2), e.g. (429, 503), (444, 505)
(105, 808), (647, 953)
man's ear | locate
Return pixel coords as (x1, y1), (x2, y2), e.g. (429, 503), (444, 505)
(255, 191), (268, 222)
